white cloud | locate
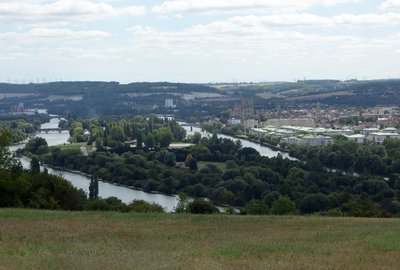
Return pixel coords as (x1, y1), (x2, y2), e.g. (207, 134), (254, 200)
(0, 0), (146, 25)
(125, 14), (400, 63)
(120, 18), (400, 82)
(152, 0), (359, 14)
(0, 28), (110, 43)
(381, 0), (400, 10)
(126, 19), (361, 59)
(229, 13), (400, 27)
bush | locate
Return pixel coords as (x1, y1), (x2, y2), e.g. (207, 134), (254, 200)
(300, 194), (331, 214)
(344, 194), (381, 217)
(270, 197), (296, 215)
(129, 200), (164, 213)
(243, 200), (269, 215)
(187, 199), (219, 214)
(105, 197), (129, 212)
(85, 199), (111, 211)
(325, 208), (345, 217)
(224, 207), (236, 215)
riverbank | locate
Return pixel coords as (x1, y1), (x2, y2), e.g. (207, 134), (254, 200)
(17, 155), (179, 212)
(31, 157), (237, 213)
(179, 122), (287, 152)
(40, 159), (179, 198)
(231, 134), (288, 153)
(1, 208), (399, 270)
(181, 123), (292, 159)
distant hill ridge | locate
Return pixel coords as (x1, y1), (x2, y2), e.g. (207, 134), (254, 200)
(0, 81), (218, 95)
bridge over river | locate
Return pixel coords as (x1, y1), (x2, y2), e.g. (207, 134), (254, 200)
(39, 128), (68, 133)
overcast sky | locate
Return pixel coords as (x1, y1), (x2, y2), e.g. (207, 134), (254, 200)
(1, 0), (400, 83)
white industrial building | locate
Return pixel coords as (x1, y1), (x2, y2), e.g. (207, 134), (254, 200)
(282, 135), (333, 147)
(345, 134), (366, 144)
(361, 128), (380, 136)
(369, 133), (400, 144)
(165, 99), (176, 108)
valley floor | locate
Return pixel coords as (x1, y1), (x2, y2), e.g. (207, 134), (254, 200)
(0, 209), (399, 269)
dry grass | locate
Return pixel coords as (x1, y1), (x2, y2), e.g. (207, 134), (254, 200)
(0, 209), (399, 270)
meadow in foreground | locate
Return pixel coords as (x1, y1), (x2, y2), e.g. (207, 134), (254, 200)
(0, 209), (399, 270)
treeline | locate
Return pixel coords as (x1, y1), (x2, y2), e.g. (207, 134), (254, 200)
(65, 115), (186, 148)
(0, 82), (217, 95)
(0, 115), (48, 143)
(289, 137), (400, 176)
(25, 123), (400, 217)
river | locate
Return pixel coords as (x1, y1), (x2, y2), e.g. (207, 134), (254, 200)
(12, 119), (293, 212)
(11, 118), (179, 212)
(181, 124), (292, 159)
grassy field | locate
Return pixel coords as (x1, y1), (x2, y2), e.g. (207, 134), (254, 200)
(56, 142), (87, 151)
(0, 209), (399, 270)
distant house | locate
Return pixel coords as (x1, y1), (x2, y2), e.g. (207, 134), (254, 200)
(243, 119), (259, 131)
(345, 134), (365, 144)
(382, 127), (398, 133)
(227, 118), (241, 125)
(168, 143), (194, 150)
(361, 128), (380, 137)
(124, 140), (137, 148)
(282, 135), (333, 147)
(369, 133), (400, 144)
(250, 126), (294, 139)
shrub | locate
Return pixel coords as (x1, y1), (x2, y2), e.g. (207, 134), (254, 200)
(243, 200), (269, 215)
(187, 199), (219, 214)
(85, 199), (110, 211)
(129, 200), (164, 213)
(270, 197), (296, 215)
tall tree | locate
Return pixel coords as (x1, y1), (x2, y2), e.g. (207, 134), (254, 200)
(30, 156), (40, 174)
(89, 176), (99, 200)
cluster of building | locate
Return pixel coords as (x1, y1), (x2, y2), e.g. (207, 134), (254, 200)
(250, 125), (400, 147)
(250, 126), (338, 147)
(226, 99), (400, 147)
(10, 103), (25, 113)
(229, 98), (261, 131)
(266, 105), (399, 129)
(9, 103), (42, 116)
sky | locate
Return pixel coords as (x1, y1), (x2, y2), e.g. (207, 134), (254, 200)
(1, 0), (400, 83)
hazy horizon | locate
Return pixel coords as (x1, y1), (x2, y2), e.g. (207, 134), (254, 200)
(2, 77), (400, 86)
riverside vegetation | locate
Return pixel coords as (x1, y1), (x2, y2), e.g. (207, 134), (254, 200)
(20, 115), (400, 217)
(0, 128), (167, 213)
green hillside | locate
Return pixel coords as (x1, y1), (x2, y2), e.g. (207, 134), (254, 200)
(0, 209), (399, 270)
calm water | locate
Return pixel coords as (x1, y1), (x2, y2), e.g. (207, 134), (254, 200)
(181, 124), (292, 159)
